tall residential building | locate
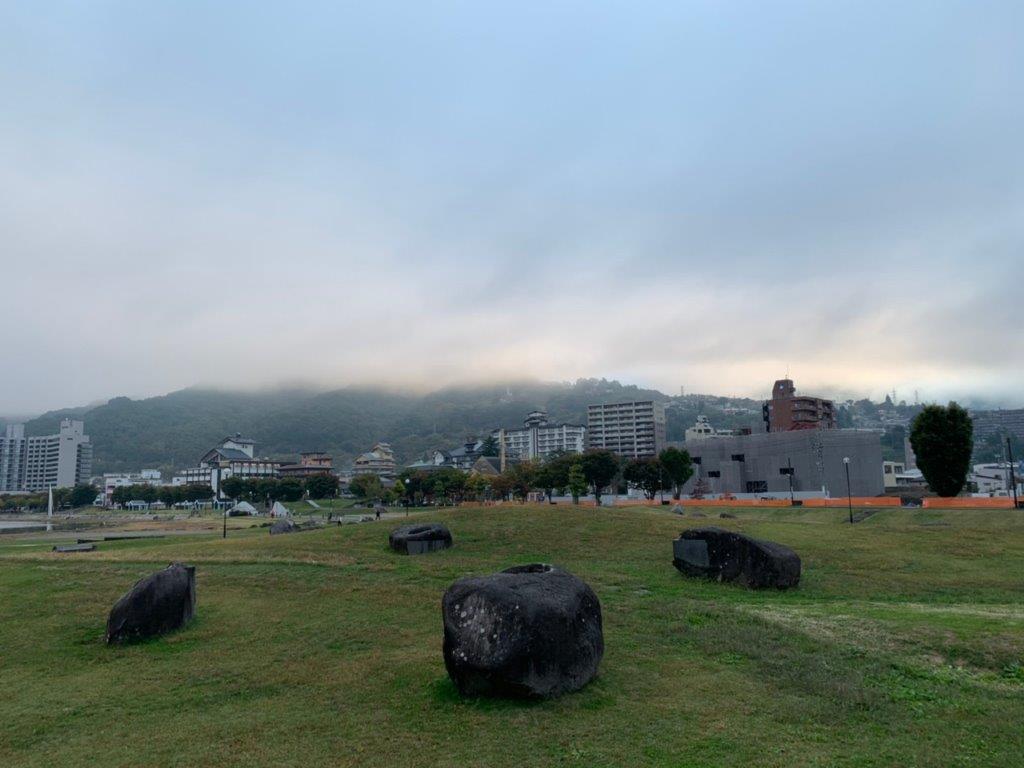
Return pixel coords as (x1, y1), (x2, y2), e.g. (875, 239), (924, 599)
(0, 419), (93, 492)
(0, 424), (28, 492)
(586, 400), (666, 459)
(763, 378), (837, 432)
(493, 410), (586, 461)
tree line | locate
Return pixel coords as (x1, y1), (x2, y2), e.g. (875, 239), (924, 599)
(346, 447), (695, 507)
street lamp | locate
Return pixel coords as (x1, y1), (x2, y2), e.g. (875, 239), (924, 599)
(843, 457), (853, 524)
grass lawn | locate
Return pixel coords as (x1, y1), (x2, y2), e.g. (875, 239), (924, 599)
(1, 505), (1022, 767)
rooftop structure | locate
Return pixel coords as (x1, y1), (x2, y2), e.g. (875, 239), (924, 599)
(763, 378), (837, 432)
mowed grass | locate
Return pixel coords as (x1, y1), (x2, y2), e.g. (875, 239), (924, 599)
(1, 505), (1023, 768)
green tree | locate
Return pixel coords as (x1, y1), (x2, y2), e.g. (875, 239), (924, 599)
(159, 485), (183, 506)
(480, 434), (500, 456)
(276, 478), (304, 502)
(489, 472), (514, 501)
(909, 403), (974, 497)
(567, 460), (588, 504)
(659, 447), (694, 500)
(349, 474), (384, 500)
(622, 458), (666, 500)
(466, 473), (491, 501)
(535, 453), (574, 502)
(68, 483), (97, 508)
(580, 450), (619, 505)
(305, 473), (340, 499)
(220, 476), (246, 500)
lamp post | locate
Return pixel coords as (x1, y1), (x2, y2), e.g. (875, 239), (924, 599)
(843, 457), (853, 524)
(1007, 438), (1019, 510)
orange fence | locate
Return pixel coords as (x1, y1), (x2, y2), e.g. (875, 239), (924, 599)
(800, 497), (901, 508)
(922, 497), (1016, 509)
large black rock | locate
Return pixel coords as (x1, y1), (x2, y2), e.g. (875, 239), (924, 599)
(106, 563), (197, 644)
(269, 519), (297, 535)
(442, 563), (604, 699)
(389, 523), (452, 555)
(673, 527), (800, 589)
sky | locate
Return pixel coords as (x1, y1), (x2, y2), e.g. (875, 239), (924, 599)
(2, 1), (1023, 415)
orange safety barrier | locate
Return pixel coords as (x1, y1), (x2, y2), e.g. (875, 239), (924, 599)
(922, 497), (1016, 509)
(801, 497), (902, 508)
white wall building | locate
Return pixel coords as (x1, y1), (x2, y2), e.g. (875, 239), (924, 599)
(179, 433), (279, 497)
(494, 411), (586, 461)
(0, 420), (92, 492)
(102, 470), (163, 506)
(684, 415), (732, 443)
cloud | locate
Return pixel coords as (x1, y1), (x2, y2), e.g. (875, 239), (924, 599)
(1, 1), (1023, 413)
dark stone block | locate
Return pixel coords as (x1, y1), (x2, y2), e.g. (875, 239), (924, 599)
(269, 519), (297, 535)
(442, 563), (603, 699)
(673, 527), (800, 589)
(718, 512), (737, 519)
(106, 563), (196, 644)
(53, 543), (95, 553)
(389, 523), (452, 555)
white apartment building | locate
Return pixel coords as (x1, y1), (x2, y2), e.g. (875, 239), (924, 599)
(587, 400), (666, 459)
(102, 469), (162, 506)
(493, 411), (586, 461)
(0, 420), (92, 492)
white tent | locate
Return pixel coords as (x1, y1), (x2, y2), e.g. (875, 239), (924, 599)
(271, 501), (290, 518)
(228, 501), (257, 516)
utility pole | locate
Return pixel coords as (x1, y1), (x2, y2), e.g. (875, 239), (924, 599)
(1008, 437), (1020, 510)
(843, 457), (853, 524)
(787, 458), (795, 505)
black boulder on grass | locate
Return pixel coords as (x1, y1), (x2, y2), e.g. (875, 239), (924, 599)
(442, 563), (603, 699)
(673, 527), (800, 589)
(389, 523), (453, 555)
(106, 562), (196, 644)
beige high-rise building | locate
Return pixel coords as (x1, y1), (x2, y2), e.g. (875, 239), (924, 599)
(586, 401), (666, 459)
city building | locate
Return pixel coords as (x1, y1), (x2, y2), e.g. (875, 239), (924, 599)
(683, 429), (884, 497)
(278, 451), (334, 479)
(352, 443), (397, 480)
(763, 378), (837, 432)
(684, 415), (733, 443)
(587, 401), (666, 459)
(493, 410), (586, 461)
(180, 433), (280, 497)
(970, 462), (1023, 496)
(882, 460), (906, 491)
(0, 424), (27, 492)
(969, 408), (1024, 442)
(0, 419), (93, 492)
(405, 439), (487, 473)
(102, 469), (162, 506)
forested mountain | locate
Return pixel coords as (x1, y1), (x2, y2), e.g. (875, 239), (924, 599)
(23, 379), (741, 476)
(20, 378), (958, 475)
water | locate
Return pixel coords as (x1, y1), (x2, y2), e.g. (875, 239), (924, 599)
(0, 521), (48, 534)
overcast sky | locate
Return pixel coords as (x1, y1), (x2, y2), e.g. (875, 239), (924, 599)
(2, 1), (1022, 415)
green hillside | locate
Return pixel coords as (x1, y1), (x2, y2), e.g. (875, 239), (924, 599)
(24, 380), (764, 475)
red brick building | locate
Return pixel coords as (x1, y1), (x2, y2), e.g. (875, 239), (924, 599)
(763, 379), (837, 432)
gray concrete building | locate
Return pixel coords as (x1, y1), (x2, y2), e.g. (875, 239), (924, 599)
(0, 419), (93, 492)
(683, 428), (883, 497)
(587, 400), (666, 459)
